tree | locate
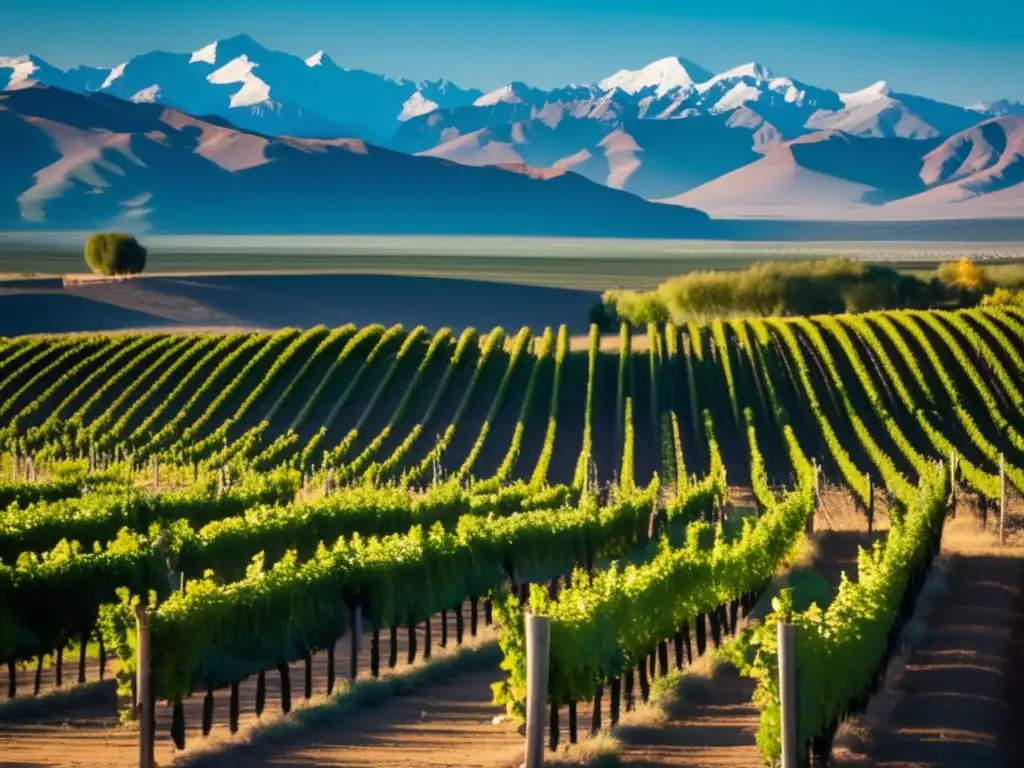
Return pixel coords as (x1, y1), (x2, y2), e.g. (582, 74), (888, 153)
(84, 233), (147, 277)
(589, 292), (621, 331)
(936, 257), (990, 307)
(842, 280), (897, 313)
(936, 257), (988, 291)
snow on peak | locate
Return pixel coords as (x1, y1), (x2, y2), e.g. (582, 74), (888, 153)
(474, 84), (522, 107)
(130, 84), (161, 103)
(101, 62), (128, 90)
(598, 56), (712, 97)
(970, 98), (1024, 116)
(766, 77), (810, 105)
(207, 55), (271, 108)
(725, 62), (771, 81)
(190, 41), (218, 64)
(840, 80), (891, 105)
(696, 62), (772, 93)
(305, 51), (326, 67)
(0, 55), (40, 90)
(711, 82), (764, 112)
(399, 91), (440, 121)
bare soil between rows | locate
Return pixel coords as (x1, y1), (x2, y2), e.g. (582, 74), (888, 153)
(844, 503), (1024, 768)
(0, 274), (596, 337)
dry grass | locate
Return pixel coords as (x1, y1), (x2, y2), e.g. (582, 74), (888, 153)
(941, 490), (1024, 554)
(544, 732), (623, 767)
(0, 679), (116, 721)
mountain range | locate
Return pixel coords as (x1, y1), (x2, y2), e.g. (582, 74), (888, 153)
(2, 34), (1023, 231)
(0, 85), (712, 236)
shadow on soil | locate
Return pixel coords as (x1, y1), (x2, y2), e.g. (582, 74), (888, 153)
(0, 292), (170, 335)
(0, 274), (598, 336)
(863, 554), (1024, 768)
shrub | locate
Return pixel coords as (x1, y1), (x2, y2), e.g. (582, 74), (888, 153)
(981, 287), (1024, 308)
(606, 289), (670, 325)
(596, 258), (965, 326)
(84, 233), (147, 277)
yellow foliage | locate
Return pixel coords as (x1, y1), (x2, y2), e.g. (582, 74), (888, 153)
(981, 287), (1024, 307)
(937, 257), (988, 291)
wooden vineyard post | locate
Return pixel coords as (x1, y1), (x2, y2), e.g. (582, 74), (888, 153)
(152, 456), (159, 491)
(1000, 453), (1006, 547)
(350, 605), (362, 679)
(866, 473), (874, 535)
(950, 449), (957, 511)
(777, 621), (797, 768)
(809, 459), (821, 533)
(136, 605), (154, 768)
(524, 613), (551, 768)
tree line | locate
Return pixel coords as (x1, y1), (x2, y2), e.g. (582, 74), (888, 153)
(591, 257), (1009, 328)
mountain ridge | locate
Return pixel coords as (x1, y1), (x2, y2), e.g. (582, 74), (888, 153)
(0, 84), (715, 236)
(2, 36), (1022, 221)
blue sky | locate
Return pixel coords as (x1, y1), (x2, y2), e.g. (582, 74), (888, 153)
(3, 0), (1022, 104)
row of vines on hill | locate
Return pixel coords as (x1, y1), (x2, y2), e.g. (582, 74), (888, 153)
(2, 308), (1024, 760)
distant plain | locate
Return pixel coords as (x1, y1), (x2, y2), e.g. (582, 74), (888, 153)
(3, 236), (1024, 337)
(3, 235), (1024, 290)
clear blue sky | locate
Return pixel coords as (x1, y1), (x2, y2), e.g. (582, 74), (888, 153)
(3, 0), (1022, 104)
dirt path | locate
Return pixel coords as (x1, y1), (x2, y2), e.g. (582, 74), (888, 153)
(616, 667), (761, 768)
(857, 550), (1024, 767)
(0, 609), (507, 768)
(197, 667), (520, 768)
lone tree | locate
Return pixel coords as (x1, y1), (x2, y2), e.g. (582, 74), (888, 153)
(84, 233), (147, 277)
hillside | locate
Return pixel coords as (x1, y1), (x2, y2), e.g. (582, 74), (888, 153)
(664, 118), (1024, 219)
(0, 85), (710, 236)
(4, 38), (1022, 220)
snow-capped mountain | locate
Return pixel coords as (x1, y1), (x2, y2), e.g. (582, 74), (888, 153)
(598, 56), (714, 97)
(0, 84), (712, 235)
(0, 54), (109, 94)
(2, 37), (1021, 219)
(1, 35), (483, 143)
(970, 99), (1024, 117)
(391, 55), (1012, 202)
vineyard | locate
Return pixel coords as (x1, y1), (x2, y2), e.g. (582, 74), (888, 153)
(1, 306), (1022, 765)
